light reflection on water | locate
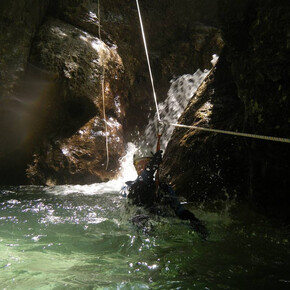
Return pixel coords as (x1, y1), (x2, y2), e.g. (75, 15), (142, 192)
(0, 185), (289, 289)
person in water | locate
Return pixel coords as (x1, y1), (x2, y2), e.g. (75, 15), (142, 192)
(120, 147), (208, 239)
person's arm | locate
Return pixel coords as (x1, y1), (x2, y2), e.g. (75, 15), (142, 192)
(178, 209), (209, 240)
(161, 182), (209, 240)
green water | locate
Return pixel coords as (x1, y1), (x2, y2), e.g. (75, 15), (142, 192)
(0, 185), (289, 289)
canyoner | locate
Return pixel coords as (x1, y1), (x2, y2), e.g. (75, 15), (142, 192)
(120, 142), (209, 240)
(121, 0), (290, 237)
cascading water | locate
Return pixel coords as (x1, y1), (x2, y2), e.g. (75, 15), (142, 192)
(0, 55), (289, 288)
(143, 54), (218, 150)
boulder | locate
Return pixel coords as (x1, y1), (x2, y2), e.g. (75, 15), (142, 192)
(26, 17), (126, 184)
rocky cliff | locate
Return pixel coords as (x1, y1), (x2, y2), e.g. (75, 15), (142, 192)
(161, 0), (290, 220)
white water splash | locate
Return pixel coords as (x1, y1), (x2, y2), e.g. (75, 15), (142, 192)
(143, 54), (218, 150)
(43, 143), (138, 195)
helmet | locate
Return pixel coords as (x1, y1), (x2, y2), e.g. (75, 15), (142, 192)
(133, 147), (152, 164)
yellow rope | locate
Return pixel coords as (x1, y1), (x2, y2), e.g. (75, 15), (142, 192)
(98, 0), (110, 170)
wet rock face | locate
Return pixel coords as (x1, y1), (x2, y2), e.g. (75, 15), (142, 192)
(26, 17), (126, 185)
(218, 0), (290, 217)
(162, 0), (290, 219)
(161, 57), (246, 208)
(27, 116), (124, 185)
(29, 16), (124, 133)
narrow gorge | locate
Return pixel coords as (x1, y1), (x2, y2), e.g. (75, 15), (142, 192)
(0, 0), (289, 220)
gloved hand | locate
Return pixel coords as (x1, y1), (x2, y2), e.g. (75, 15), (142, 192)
(178, 209), (209, 240)
(144, 150), (163, 174)
(151, 150), (163, 169)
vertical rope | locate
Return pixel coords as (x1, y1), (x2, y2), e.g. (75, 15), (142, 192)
(98, 0), (109, 170)
(135, 0), (161, 121)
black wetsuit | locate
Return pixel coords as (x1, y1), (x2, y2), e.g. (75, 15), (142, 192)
(120, 151), (208, 239)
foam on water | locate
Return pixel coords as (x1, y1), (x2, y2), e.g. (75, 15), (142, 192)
(42, 142), (138, 196)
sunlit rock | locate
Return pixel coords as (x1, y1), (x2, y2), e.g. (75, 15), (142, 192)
(27, 116), (124, 185)
(25, 17), (126, 184)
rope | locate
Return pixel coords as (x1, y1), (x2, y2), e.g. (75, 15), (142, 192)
(160, 121), (290, 144)
(135, 0), (290, 145)
(136, 0), (161, 121)
(98, 0), (110, 169)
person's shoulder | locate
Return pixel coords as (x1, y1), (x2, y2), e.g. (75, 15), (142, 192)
(125, 181), (134, 186)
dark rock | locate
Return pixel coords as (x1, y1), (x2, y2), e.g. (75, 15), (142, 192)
(0, 0), (50, 97)
(0, 0), (50, 184)
(161, 0), (290, 220)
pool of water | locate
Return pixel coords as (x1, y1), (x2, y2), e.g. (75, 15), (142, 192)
(0, 184), (289, 289)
